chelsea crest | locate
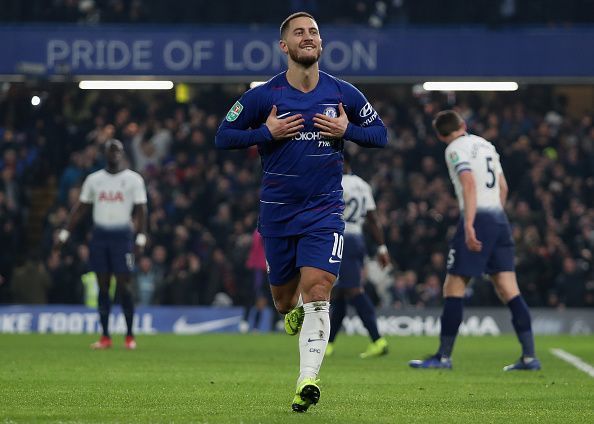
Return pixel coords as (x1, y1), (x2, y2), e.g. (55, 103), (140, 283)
(323, 106), (337, 118)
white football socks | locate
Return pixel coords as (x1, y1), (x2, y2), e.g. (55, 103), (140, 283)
(295, 294), (303, 309)
(298, 301), (330, 383)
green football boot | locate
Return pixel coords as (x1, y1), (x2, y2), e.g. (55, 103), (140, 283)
(284, 305), (304, 336)
(291, 378), (320, 412)
(360, 337), (389, 359)
(324, 342), (335, 357)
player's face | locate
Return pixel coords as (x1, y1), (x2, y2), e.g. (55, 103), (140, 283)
(106, 143), (123, 166)
(281, 17), (322, 67)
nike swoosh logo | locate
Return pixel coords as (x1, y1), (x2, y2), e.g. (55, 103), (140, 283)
(307, 338), (325, 342)
(277, 111), (292, 118)
(328, 258), (341, 264)
(173, 316), (242, 334)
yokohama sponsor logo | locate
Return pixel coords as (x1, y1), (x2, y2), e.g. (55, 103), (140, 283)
(342, 315), (501, 336)
(293, 131), (323, 141)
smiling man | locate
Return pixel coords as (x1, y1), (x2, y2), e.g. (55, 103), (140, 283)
(215, 12), (388, 412)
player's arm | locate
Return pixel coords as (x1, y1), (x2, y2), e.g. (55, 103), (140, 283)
(133, 203), (148, 251)
(215, 90), (304, 149)
(459, 170), (482, 252)
(365, 210), (390, 268)
(133, 175), (149, 251)
(498, 172), (508, 207)
(57, 201), (91, 246)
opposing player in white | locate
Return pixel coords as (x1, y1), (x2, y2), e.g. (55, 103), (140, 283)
(409, 110), (540, 371)
(326, 151), (390, 358)
(57, 139), (148, 350)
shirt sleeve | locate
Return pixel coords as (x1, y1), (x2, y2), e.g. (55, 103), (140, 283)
(446, 144), (472, 175)
(133, 174), (148, 204)
(79, 176), (94, 203)
(215, 87), (273, 149)
(340, 81), (388, 148)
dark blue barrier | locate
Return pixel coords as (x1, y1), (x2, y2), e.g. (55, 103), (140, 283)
(1, 25), (593, 78)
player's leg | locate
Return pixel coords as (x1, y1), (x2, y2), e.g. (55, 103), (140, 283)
(326, 287), (346, 357)
(264, 236), (304, 334)
(409, 273), (467, 368)
(89, 272), (114, 349)
(298, 265), (334, 379)
(289, 230), (341, 412)
(98, 273), (112, 334)
(89, 231), (113, 349)
(436, 274), (467, 359)
(292, 265), (334, 412)
(346, 287), (387, 358)
(487, 222), (540, 370)
(330, 233), (386, 357)
(270, 273), (303, 333)
(112, 231), (136, 349)
(491, 272), (540, 370)
(115, 273), (136, 349)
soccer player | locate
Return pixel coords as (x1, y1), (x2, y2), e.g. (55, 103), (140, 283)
(408, 110), (541, 371)
(215, 12), (387, 412)
(57, 139), (148, 350)
(326, 151), (390, 359)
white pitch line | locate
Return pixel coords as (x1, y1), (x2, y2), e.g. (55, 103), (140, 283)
(550, 348), (594, 377)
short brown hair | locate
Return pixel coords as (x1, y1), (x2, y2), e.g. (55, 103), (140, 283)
(432, 110), (465, 137)
(280, 12), (316, 38)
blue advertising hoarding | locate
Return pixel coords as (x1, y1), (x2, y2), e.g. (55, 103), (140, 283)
(1, 305), (592, 335)
(0, 305), (244, 334)
(0, 25), (593, 79)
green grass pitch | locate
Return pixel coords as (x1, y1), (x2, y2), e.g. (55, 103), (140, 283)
(1, 334), (593, 423)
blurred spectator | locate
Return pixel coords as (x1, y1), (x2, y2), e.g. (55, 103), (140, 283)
(242, 230), (272, 331)
(135, 256), (158, 306)
(555, 257), (588, 308)
(2, 0), (594, 26)
(0, 79), (592, 310)
(11, 256), (52, 304)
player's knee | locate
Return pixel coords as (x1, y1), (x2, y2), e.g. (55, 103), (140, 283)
(305, 281), (332, 302)
(443, 275), (467, 297)
(344, 287), (363, 299)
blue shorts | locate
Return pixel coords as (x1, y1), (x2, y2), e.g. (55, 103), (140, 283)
(263, 230), (344, 286)
(89, 227), (134, 275)
(447, 212), (515, 277)
(334, 233), (366, 289)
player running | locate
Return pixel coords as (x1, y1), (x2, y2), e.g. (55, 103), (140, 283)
(57, 139), (148, 350)
(325, 151), (390, 359)
(215, 12), (388, 412)
(409, 110), (540, 371)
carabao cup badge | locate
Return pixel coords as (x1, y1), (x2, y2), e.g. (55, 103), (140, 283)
(226, 101), (244, 122)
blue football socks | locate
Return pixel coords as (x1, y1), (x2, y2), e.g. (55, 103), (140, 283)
(507, 295), (535, 358)
(437, 297), (464, 358)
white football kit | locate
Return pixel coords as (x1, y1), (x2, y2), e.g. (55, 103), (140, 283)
(337, 173), (376, 288)
(79, 169), (147, 274)
(444, 134), (515, 277)
(80, 169), (147, 229)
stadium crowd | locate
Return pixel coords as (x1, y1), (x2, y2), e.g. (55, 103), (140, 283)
(1, 0), (594, 27)
(0, 82), (593, 309)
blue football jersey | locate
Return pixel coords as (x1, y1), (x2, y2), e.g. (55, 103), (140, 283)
(216, 71), (387, 237)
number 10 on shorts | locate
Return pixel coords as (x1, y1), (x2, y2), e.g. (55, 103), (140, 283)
(332, 233), (344, 259)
